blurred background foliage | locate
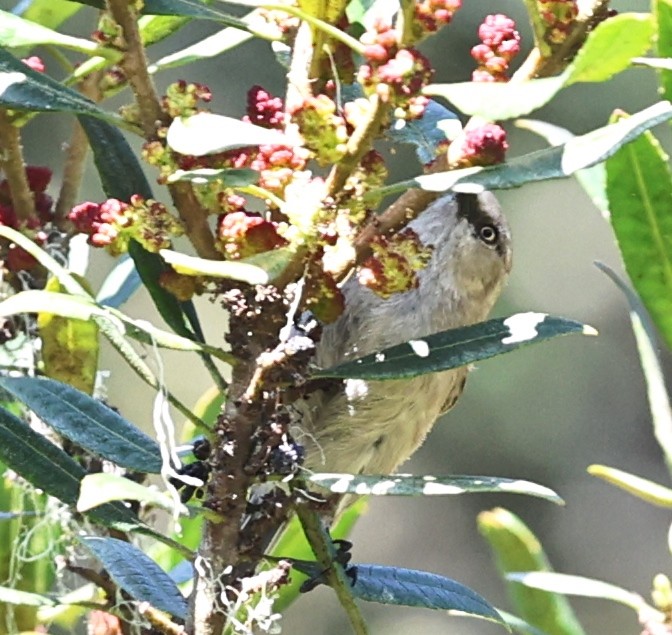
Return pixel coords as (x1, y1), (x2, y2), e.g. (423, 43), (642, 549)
(0, 0), (667, 633)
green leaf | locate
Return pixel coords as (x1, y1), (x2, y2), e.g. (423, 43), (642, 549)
(588, 464), (672, 507)
(348, 565), (505, 625)
(0, 376), (162, 473)
(167, 167), (259, 186)
(424, 13), (654, 120)
(478, 508), (586, 635)
(21, 0), (83, 30)
(0, 405), (141, 530)
(605, 124), (672, 352)
(595, 262), (672, 472)
(308, 473), (563, 504)
(80, 535), (188, 620)
(315, 313), (595, 380)
(506, 572), (651, 614)
(414, 101), (672, 193)
(166, 112), (296, 156)
(161, 247), (294, 284)
(515, 119), (607, 215)
(38, 277), (99, 395)
(0, 586), (57, 608)
(655, 0), (672, 100)
(0, 10), (113, 57)
(78, 473), (184, 514)
(78, 116), (154, 200)
(0, 48), (128, 127)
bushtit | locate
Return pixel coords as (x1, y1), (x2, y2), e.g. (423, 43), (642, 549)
(297, 191), (512, 476)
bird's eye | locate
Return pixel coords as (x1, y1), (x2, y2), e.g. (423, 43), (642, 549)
(479, 224), (498, 245)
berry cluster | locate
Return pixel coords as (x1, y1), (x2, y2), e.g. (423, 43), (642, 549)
(216, 211), (287, 260)
(449, 122), (509, 167)
(68, 195), (184, 256)
(539, 0), (579, 43)
(471, 14), (521, 82)
(358, 228), (432, 298)
(162, 80), (213, 119)
(245, 85), (285, 129)
(0, 165), (53, 273)
(413, 0), (462, 40)
(359, 21), (432, 120)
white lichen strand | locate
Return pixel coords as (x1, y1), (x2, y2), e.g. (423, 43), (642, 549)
(408, 339), (430, 357)
(501, 312), (547, 345)
(422, 481), (465, 495)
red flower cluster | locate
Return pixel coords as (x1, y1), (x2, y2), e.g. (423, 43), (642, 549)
(359, 21), (432, 119)
(539, 0), (579, 43)
(450, 123), (508, 167)
(216, 211), (287, 259)
(358, 228), (432, 298)
(414, 0), (462, 36)
(471, 14), (521, 82)
(68, 195), (183, 255)
(245, 85), (285, 129)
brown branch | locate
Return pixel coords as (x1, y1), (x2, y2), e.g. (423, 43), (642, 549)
(105, 0), (219, 260)
(0, 112), (35, 222)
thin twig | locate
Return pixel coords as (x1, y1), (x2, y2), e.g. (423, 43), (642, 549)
(522, 0), (553, 58)
(0, 112), (35, 222)
(295, 501), (369, 635)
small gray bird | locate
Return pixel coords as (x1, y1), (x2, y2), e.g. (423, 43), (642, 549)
(296, 191), (512, 477)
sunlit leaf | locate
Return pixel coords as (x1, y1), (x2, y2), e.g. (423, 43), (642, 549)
(588, 464), (672, 507)
(21, 0), (83, 30)
(424, 14), (654, 120)
(655, 0), (672, 100)
(478, 508), (586, 635)
(308, 473), (563, 504)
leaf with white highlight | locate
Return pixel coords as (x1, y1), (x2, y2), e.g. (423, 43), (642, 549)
(316, 313), (596, 380)
(588, 464), (672, 507)
(308, 473), (563, 504)
(166, 112), (296, 156)
(506, 572), (651, 613)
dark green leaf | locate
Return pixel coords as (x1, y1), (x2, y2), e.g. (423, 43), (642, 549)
(315, 313), (595, 380)
(72, 0), (251, 28)
(386, 100), (459, 165)
(415, 101), (672, 193)
(654, 0), (672, 100)
(0, 48), (125, 126)
(78, 116), (153, 200)
(478, 508), (586, 635)
(0, 376), (161, 473)
(0, 405), (141, 530)
(80, 536), (188, 620)
(349, 565), (505, 624)
(605, 125), (672, 351)
(307, 473), (563, 504)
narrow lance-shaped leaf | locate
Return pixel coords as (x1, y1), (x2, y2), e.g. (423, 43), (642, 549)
(21, 0), (83, 30)
(478, 508), (586, 635)
(80, 536), (188, 620)
(0, 48), (129, 127)
(348, 565), (505, 625)
(595, 262), (672, 472)
(605, 123), (672, 352)
(0, 406), (142, 530)
(412, 101), (672, 194)
(506, 572), (654, 614)
(316, 313), (595, 380)
(655, 0), (672, 101)
(588, 464), (672, 508)
(0, 376), (161, 474)
(308, 473), (563, 504)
